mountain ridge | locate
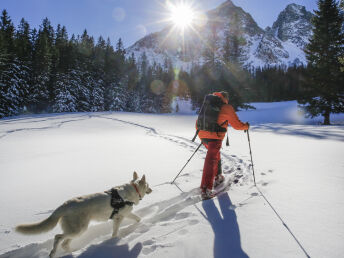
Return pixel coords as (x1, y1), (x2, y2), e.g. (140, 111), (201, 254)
(126, 0), (314, 70)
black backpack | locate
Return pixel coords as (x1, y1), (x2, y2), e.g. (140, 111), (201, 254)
(192, 94), (228, 142)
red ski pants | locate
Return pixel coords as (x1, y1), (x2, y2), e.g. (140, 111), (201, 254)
(201, 140), (222, 190)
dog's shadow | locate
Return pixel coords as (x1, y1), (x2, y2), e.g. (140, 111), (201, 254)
(63, 238), (142, 258)
(0, 220), (142, 258)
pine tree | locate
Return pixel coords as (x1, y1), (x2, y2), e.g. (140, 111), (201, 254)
(29, 18), (55, 112)
(104, 38), (127, 110)
(203, 23), (220, 69)
(15, 18), (32, 61)
(110, 83), (128, 111)
(89, 36), (106, 111)
(89, 78), (105, 112)
(54, 25), (71, 72)
(75, 30), (94, 112)
(0, 10), (15, 54)
(127, 53), (139, 91)
(103, 38), (115, 110)
(339, 0), (344, 71)
(133, 51), (150, 112)
(0, 10), (25, 117)
(230, 13), (246, 65)
(299, 0), (344, 124)
(52, 71), (77, 112)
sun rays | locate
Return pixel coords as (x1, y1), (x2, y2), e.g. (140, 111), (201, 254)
(167, 1), (195, 30)
(145, 1), (205, 43)
(137, 0), (244, 102)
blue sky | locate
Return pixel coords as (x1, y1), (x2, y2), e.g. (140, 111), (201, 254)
(1, 0), (317, 47)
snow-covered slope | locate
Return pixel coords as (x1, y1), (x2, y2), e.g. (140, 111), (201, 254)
(126, 1), (313, 69)
(0, 102), (343, 258)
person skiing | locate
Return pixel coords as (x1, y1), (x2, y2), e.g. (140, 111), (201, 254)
(196, 91), (249, 199)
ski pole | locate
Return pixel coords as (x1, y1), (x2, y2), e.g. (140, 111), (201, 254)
(246, 130), (257, 186)
(171, 142), (203, 184)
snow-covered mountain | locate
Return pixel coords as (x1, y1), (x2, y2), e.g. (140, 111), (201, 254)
(267, 4), (314, 49)
(126, 0), (314, 69)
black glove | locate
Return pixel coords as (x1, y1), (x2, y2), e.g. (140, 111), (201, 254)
(244, 122), (250, 133)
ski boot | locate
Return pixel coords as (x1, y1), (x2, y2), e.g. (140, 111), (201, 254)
(201, 188), (216, 200)
(214, 174), (225, 188)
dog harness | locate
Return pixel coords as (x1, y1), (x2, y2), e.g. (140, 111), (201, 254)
(106, 188), (134, 219)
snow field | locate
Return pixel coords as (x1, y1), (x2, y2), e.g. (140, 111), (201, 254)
(0, 101), (343, 257)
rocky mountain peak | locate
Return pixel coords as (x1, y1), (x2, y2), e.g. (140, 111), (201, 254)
(126, 1), (314, 69)
(207, 0), (263, 36)
(271, 3), (313, 47)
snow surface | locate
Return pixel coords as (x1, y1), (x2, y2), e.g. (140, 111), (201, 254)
(0, 101), (343, 258)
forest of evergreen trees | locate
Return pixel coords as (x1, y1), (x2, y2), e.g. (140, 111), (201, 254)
(0, 9), (309, 119)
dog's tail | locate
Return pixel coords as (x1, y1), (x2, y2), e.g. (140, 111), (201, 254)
(16, 207), (63, 235)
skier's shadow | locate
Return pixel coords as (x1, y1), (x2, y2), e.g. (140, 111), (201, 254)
(202, 193), (248, 258)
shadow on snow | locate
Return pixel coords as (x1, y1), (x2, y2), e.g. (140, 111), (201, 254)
(202, 193), (249, 258)
(252, 124), (344, 141)
(69, 238), (142, 258)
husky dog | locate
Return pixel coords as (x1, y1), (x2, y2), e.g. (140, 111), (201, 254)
(16, 172), (152, 257)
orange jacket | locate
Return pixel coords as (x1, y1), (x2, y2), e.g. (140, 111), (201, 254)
(197, 92), (248, 140)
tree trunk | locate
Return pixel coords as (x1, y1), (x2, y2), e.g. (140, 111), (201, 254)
(323, 111), (330, 125)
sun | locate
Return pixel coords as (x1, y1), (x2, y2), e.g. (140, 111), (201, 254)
(168, 2), (195, 30)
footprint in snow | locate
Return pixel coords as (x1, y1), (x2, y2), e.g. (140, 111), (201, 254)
(178, 229), (188, 235)
(142, 241), (172, 255)
(135, 224), (150, 234)
(142, 242), (157, 255)
(174, 212), (191, 220)
(224, 167), (234, 174)
(143, 240), (155, 246)
(188, 219), (199, 225)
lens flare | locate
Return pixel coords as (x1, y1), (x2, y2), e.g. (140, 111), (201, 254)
(167, 2), (195, 30)
(150, 80), (165, 95)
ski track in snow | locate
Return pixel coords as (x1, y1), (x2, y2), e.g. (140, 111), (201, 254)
(97, 114), (252, 185)
(94, 115), (312, 258)
(0, 113), (255, 258)
(0, 114), (93, 139)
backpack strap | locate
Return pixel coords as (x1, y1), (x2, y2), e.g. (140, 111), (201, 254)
(106, 188), (134, 219)
(192, 129), (200, 142)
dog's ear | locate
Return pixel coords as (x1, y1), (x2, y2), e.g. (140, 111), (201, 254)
(140, 175), (146, 183)
(133, 171), (138, 181)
